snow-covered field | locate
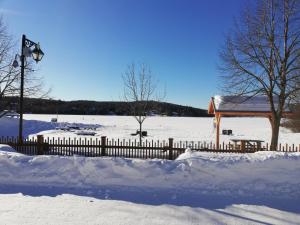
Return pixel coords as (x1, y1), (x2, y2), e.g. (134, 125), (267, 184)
(0, 115), (300, 224)
(1, 114), (299, 145)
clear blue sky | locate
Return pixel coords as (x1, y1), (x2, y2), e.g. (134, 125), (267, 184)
(0, 0), (245, 108)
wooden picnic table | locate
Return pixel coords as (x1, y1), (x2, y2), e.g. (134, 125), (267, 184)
(230, 139), (265, 152)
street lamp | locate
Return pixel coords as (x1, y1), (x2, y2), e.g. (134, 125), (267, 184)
(13, 34), (44, 142)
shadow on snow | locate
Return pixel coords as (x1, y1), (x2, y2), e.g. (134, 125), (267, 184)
(0, 184), (299, 214)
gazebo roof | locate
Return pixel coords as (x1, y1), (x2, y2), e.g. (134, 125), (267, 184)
(208, 95), (292, 115)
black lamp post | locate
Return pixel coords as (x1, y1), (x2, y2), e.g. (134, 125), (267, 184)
(13, 34), (44, 142)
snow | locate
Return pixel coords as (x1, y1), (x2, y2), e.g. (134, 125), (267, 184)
(1, 150), (299, 198)
(0, 144), (18, 154)
(0, 114), (300, 224)
(18, 114), (300, 145)
(0, 116), (101, 138)
(213, 95), (291, 112)
(0, 148), (300, 224)
(75, 130), (97, 136)
(1, 194), (299, 225)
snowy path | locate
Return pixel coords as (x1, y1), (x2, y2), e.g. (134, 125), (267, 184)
(1, 194), (299, 225)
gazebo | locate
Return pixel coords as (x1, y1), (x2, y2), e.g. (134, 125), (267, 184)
(208, 95), (293, 148)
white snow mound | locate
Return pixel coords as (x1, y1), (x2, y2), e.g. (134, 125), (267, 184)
(0, 147), (300, 199)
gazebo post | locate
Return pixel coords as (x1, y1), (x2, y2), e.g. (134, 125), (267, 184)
(215, 113), (221, 149)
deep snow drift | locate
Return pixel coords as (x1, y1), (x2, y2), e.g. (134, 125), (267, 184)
(1, 148), (300, 201)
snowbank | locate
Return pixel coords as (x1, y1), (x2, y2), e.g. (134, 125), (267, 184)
(1, 147), (300, 224)
(0, 144), (18, 154)
(176, 148), (300, 161)
(0, 117), (101, 138)
(1, 147), (300, 200)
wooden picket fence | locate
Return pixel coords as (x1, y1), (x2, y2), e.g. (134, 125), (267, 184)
(0, 135), (299, 160)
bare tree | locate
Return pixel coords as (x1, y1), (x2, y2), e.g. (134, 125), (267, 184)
(219, 0), (300, 150)
(123, 63), (162, 144)
(0, 17), (17, 103)
(0, 17), (50, 112)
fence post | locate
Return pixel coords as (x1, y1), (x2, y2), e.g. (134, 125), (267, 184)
(101, 136), (106, 156)
(37, 135), (44, 155)
(168, 138), (174, 160)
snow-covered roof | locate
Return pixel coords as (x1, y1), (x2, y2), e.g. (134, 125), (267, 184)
(208, 95), (292, 114)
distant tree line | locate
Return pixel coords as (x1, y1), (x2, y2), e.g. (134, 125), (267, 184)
(0, 97), (209, 117)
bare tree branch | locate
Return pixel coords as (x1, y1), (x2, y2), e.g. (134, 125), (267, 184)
(0, 16), (50, 111)
(122, 63), (164, 144)
(219, 0), (300, 149)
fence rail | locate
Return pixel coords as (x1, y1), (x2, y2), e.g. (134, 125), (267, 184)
(0, 135), (299, 160)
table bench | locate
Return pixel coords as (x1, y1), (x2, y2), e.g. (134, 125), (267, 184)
(230, 139), (265, 152)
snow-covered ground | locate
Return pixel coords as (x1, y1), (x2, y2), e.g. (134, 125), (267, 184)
(1, 194), (299, 225)
(0, 147), (300, 224)
(4, 114), (300, 145)
(0, 115), (300, 224)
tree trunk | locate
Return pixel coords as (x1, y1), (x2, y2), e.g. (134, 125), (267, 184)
(139, 122), (142, 145)
(270, 115), (281, 151)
